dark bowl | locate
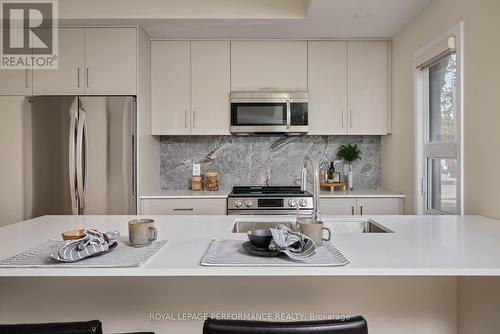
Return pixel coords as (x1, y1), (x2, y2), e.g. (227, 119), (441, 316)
(247, 229), (273, 249)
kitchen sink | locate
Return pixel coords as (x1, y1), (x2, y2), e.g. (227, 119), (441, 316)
(232, 219), (393, 234)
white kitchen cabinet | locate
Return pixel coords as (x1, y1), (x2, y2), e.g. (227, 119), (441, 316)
(320, 197), (403, 215)
(151, 40), (231, 136)
(84, 28), (137, 95)
(0, 69), (32, 96)
(347, 41), (389, 135)
(320, 198), (356, 215)
(141, 198), (227, 215)
(357, 198), (403, 215)
(151, 41), (191, 135)
(308, 41), (348, 135)
(33, 28), (85, 95)
(231, 41), (307, 91)
(190, 41), (230, 135)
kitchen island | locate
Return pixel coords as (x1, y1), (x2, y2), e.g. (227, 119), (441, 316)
(0, 214), (499, 277)
(1, 215), (500, 334)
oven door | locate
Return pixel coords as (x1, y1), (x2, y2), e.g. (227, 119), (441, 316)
(230, 102), (290, 133)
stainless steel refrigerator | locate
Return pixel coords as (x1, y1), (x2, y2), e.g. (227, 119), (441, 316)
(26, 96), (136, 217)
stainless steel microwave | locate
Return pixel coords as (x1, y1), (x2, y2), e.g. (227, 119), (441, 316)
(230, 91), (308, 135)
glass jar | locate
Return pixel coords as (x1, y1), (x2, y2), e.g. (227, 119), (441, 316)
(203, 171), (220, 191)
(192, 176), (202, 191)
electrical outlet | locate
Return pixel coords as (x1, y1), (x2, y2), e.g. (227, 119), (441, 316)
(193, 164), (201, 176)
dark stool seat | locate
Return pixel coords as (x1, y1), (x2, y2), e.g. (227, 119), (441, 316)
(203, 316), (368, 334)
(0, 320), (154, 334)
(0, 320), (103, 334)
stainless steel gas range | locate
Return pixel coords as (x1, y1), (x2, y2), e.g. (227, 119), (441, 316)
(227, 186), (313, 215)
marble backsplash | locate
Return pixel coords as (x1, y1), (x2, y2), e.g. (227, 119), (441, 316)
(160, 136), (381, 190)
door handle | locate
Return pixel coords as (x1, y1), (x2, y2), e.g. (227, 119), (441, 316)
(85, 68), (90, 88)
(76, 108), (88, 212)
(192, 110), (196, 128)
(68, 101), (79, 215)
(77, 67), (81, 88)
(360, 205), (364, 216)
(341, 109), (345, 128)
(349, 110), (353, 129)
(184, 110), (188, 128)
(351, 206), (355, 215)
(173, 208), (194, 212)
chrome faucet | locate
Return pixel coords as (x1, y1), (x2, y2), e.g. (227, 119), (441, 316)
(300, 155), (321, 223)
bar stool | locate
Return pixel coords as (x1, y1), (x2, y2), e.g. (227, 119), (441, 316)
(0, 320), (154, 334)
(203, 316), (368, 334)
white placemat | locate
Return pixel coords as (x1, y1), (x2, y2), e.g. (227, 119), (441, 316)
(200, 239), (349, 267)
(0, 240), (168, 268)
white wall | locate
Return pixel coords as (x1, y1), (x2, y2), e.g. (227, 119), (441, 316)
(0, 97), (28, 226)
(382, 0), (500, 217)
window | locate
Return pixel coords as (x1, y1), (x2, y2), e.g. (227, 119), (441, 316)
(415, 23), (463, 215)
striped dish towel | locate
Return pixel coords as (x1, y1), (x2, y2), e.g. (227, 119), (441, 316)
(50, 229), (120, 262)
(269, 224), (316, 261)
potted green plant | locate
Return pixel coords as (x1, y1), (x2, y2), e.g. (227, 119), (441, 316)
(337, 144), (362, 190)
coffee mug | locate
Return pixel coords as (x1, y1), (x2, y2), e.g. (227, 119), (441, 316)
(299, 222), (331, 245)
(128, 219), (157, 247)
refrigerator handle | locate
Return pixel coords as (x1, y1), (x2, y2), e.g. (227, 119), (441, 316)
(76, 107), (88, 212)
(69, 102), (79, 215)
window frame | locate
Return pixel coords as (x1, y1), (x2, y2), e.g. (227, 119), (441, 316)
(414, 22), (464, 215)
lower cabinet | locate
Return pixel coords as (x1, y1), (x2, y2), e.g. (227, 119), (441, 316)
(140, 198), (227, 215)
(320, 197), (403, 215)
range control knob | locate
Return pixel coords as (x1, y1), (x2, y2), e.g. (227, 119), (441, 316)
(288, 199), (297, 208)
(299, 199), (308, 207)
(245, 200), (254, 208)
(234, 200), (243, 208)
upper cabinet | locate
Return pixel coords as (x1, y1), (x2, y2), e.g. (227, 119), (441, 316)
(190, 41), (230, 135)
(84, 28), (137, 95)
(151, 40), (230, 136)
(0, 69), (32, 96)
(33, 28), (85, 95)
(347, 41), (389, 135)
(151, 41), (191, 136)
(231, 41), (307, 91)
(308, 41), (390, 135)
(308, 41), (348, 135)
(32, 27), (136, 96)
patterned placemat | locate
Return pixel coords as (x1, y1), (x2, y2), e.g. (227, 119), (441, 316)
(0, 240), (168, 268)
(200, 239), (349, 267)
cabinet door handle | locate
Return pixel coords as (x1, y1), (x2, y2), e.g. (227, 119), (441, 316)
(77, 67), (81, 88)
(341, 110), (345, 128)
(351, 206), (355, 215)
(360, 205), (364, 216)
(173, 208), (194, 212)
(25, 69), (29, 88)
(349, 110), (353, 129)
(192, 110), (196, 128)
(86, 68), (90, 88)
(184, 110), (188, 128)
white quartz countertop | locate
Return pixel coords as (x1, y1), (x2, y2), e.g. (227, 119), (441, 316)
(0, 214), (499, 277)
(140, 189), (405, 199)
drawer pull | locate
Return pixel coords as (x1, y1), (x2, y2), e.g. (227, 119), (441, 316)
(173, 208), (195, 211)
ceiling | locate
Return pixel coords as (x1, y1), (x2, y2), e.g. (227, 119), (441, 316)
(60, 0), (432, 39)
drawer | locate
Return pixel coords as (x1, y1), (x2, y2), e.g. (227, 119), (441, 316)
(140, 198), (227, 215)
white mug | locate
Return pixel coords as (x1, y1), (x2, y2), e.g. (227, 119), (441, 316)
(299, 222), (331, 245)
(128, 219), (157, 247)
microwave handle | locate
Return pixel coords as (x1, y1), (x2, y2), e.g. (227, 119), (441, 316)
(286, 100), (291, 130)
